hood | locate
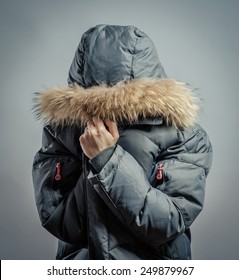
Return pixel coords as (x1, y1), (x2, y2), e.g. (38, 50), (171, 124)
(33, 78), (200, 129)
(68, 24), (167, 87)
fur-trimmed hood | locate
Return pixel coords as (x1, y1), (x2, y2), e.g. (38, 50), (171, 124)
(33, 78), (200, 129)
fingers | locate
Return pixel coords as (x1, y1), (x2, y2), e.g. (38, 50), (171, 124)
(80, 119), (119, 159)
(84, 118), (119, 139)
(87, 120), (96, 133)
(79, 133), (86, 145)
(104, 120), (119, 139)
(92, 118), (106, 133)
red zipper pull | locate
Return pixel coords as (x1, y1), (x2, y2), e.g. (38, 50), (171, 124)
(156, 163), (164, 181)
(55, 162), (61, 181)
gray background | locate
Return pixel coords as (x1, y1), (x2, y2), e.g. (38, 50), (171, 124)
(0, 0), (238, 259)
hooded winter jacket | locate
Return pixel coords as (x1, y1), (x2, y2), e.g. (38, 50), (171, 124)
(32, 25), (213, 260)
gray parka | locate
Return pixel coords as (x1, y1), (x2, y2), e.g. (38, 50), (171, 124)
(32, 25), (213, 260)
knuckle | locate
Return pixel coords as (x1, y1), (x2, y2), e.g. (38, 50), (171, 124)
(98, 126), (105, 133)
(91, 128), (97, 134)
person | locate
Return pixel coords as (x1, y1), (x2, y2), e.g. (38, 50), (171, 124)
(32, 24), (213, 260)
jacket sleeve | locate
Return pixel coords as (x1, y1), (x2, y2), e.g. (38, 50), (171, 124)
(88, 126), (213, 246)
(32, 126), (86, 245)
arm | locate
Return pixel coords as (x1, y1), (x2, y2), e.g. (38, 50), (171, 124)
(84, 124), (212, 246)
(32, 126), (87, 245)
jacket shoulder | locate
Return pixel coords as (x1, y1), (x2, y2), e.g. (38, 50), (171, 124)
(163, 124), (213, 176)
(179, 124), (212, 153)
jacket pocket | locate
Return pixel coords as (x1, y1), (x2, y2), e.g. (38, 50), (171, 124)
(149, 161), (166, 191)
(50, 157), (81, 206)
(51, 157), (80, 186)
(33, 155), (81, 224)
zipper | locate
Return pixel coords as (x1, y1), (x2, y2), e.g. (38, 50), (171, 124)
(156, 163), (164, 181)
(82, 148), (90, 254)
(54, 162), (62, 181)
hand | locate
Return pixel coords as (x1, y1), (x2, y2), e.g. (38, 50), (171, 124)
(79, 119), (119, 159)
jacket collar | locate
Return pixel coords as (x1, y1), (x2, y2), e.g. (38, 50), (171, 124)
(120, 117), (163, 127)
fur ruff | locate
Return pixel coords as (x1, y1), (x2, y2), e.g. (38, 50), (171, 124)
(33, 79), (200, 129)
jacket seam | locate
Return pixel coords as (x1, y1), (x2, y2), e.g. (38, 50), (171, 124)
(102, 184), (126, 221)
(171, 198), (188, 230)
(33, 154), (75, 169)
(130, 36), (138, 79)
(45, 125), (81, 157)
(172, 158), (206, 175)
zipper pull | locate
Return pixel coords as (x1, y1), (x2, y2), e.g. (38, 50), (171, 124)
(55, 162), (62, 181)
(156, 163), (164, 181)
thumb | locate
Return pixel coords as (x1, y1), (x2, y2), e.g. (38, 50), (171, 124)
(105, 120), (119, 139)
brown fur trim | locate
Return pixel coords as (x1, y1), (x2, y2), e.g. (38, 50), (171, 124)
(33, 79), (200, 128)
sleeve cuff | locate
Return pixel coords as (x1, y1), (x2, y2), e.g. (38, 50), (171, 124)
(89, 146), (116, 173)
